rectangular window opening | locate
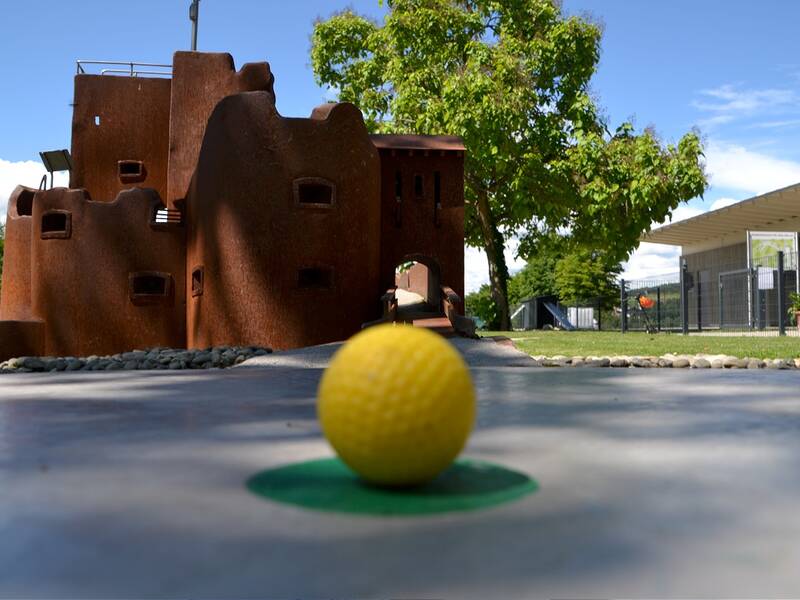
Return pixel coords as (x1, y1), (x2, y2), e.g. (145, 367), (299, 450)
(192, 267), (204, 297)
(299, 183), (333, 205)
(94, 115), (101, 126)
(394, 171), (403, 228)
(414, 174), (424, 198)
(42, 212), (68, 233)
(119, 161), (142, 176)
(434, 171), (442, 227)
(129, 272), (173, 306)
(118, 160), (146, 183)
(133, 275), (168, 296)
(41, 211), (72, 239)
(298, 267), (333, 289)
(395, 171), (402, 200)
(294, 178), (336, 207)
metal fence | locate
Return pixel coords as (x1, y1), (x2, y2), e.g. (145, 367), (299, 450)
(510, 249), (799, 336)
(621, 250), (798, 336)
(620, 275), (682, 333)
(673, 250), (798, 336)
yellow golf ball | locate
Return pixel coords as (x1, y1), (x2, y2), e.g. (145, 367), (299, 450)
(317, 324), (476, 486)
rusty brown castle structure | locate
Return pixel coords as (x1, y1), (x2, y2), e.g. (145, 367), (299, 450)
(0, 52), (468, 360)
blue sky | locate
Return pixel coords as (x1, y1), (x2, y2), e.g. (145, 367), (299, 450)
(3, 0), (800, 290)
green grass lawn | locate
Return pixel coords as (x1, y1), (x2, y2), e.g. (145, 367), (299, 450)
(480, 330), (800, 359)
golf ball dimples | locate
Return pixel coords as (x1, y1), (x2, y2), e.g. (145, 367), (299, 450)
(317, 324), (476, 486)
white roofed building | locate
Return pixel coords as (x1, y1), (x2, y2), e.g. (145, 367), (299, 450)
(642, 183), (800, 331)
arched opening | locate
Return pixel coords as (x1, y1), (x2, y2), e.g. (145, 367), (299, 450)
(394, 255), (441, 320)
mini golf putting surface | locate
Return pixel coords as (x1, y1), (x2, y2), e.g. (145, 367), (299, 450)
(2, 338), (800, 598)
(247, 457), (538, 515)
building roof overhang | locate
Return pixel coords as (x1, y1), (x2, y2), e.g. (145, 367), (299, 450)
(370, 134), (465, 152)
(640, 182), (800, 246)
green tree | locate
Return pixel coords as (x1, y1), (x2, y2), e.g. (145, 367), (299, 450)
(553, 247), (620, 308)
(311, 0), (707, 329)
(465, 283), (498, 329)
(507, 257), (557, 306)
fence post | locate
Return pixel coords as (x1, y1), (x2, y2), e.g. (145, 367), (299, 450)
(656, 286), (662, 332)
(680, 259), (689, 335)
(620, 279), (627, 334)
(778, 251), (786, 336)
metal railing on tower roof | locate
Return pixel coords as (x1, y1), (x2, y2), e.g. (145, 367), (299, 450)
(76, 60), (172, 78)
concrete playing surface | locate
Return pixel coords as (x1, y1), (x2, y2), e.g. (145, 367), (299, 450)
(2, 338), (800, 597)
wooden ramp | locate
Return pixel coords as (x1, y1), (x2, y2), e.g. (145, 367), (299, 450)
(366, 286), (471, 338)
(409, 316), (456, 337)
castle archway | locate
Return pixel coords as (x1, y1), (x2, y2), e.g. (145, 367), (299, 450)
(393, 254), (442, 318)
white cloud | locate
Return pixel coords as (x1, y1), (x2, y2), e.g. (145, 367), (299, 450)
(705, 141), (800, 196)
(709, 196), (738, 211)
(692, 84), (797, 115)
(695, 114), (734, 130)
(464, 245), (487, 294)
(0, 159), (68, 224)
(622, 242), (681, 281)
(662, 204), (704, 225)
(748, 118), (800, 129)
(691, 84), (800, 133)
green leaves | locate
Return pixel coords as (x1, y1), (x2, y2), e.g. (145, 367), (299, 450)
(553, 247), (620, 307)
(560, 127), (706, 264)
(465, 284), (500, 329)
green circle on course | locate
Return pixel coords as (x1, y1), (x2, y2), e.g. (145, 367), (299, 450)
(246, 457), (538, 516)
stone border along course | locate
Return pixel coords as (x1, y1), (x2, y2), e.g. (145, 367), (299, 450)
(527, 353), (800, 370)
(0, 346), (272, 373)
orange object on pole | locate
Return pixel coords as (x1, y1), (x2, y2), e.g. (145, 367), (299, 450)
(638, 295), (655, 310)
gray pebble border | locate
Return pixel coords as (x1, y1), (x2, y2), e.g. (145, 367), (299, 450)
(0, 346), (272, 374)
(528, 353), (800, 370)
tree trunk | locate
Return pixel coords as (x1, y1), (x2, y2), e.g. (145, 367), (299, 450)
(475, 191), (511, 330)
